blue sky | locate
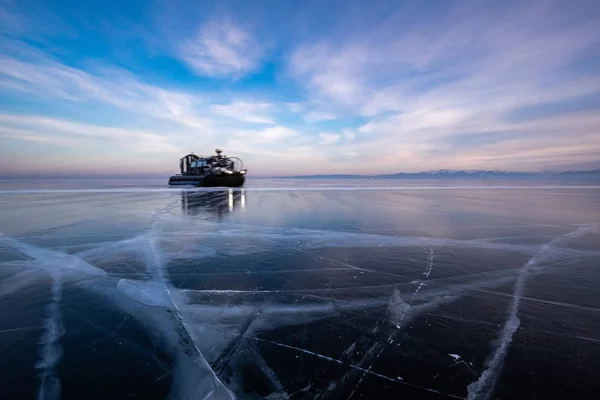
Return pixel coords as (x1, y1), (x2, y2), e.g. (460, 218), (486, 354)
(0, 0), (599, 177)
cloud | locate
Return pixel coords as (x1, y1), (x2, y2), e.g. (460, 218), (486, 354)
(358, 108), (469, 135)
(211, 101), (274, 124)
(0, 2), (21, 35)
(0, 114), (182, 153)
(0, 0), (68, 39)
(236, 125), (298, 143)
(215, 125), (327, 175)
(503, 92), (600, 123)
(289, 43), (365, 110)
(0, 40), (215, 131)
(280, 1), (600, 172)
(343, 130), (356, 141)
(224, 125), (303, 157)
(178, 20), (264, 78)
(344, 107), (600, 172)
(0, 126), (76, 145)
(305, 111), (336, 123)
(287, 2), (600, 116)
(319, 133), (340, 145)
(285, 103), (303, 113)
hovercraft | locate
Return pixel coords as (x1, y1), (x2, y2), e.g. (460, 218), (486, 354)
(168, 149), (247, 187)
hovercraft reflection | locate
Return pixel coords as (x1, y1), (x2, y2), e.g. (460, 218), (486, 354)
(169, 149), (247, 187)
(181, 190), (246, 217)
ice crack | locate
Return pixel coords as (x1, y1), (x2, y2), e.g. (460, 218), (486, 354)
(467, 227), (588, 400)
(36, 277), (64, 400)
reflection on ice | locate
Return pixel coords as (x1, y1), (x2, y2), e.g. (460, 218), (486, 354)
(180, 190), (246, 218)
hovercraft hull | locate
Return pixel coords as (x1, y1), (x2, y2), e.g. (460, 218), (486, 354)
(168, 173), (245, 188)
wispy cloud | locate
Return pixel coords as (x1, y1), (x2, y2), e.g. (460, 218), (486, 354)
(0, 42), (215, 131)
(305, 111), (336, 123)
(178, 20), (264, 78)
(285, 102), (303, 113)
(283, 1), (600, 172)
(289, 2), (600, 116)
(0, 114), (181, 153)
(0, 126), (75, 145)
(211, 101), (274, 124)
(236, 125), (298, 143)
(318, 132), (341, 145)
(0, 0), (69, 39)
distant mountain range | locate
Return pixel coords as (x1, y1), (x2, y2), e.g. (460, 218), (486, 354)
(281, 169), (600, 180)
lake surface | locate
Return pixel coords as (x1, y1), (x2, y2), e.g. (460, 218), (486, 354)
(1, 179), (599, 399)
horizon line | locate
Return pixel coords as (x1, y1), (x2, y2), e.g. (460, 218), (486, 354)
(1, 168), (599, 180)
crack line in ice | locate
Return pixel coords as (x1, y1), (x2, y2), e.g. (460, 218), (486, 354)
(0, 234), (107, 278)
(530, 330), (600, 344)
(245, 336), (466, 399)
(261, 234), (420, 283)
(434, 359), (477, 379)
(288, 384), (312, 397)
(307, 253), (417, 281)
(100, 222), (575, 262)
(0, 326), (44, 333)
(466, 227), (588, 400)
(422, 244), (434, 278)
(424, 268), (521, 285)
(143, 200), (235, 399)
(303, 294), (381, 308)
(122, 267), (353, 277)
(212, 310), (263, 363)
(180, 283), (400, 295)
(36, 276), (64, 400)
(425, 313), (503, 327)
(346, 240), (439, 399)
(470, 288), (600, 314)
(0, 233), (111, 400)
(347, 292), (416, 399)
(0, 269), (47, 297)
(340, 295), (423, 398)
(204, 225), (540, 255)
(342, 220), (580, 399)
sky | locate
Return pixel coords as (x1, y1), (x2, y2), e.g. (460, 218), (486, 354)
(0, 0), (599, 177)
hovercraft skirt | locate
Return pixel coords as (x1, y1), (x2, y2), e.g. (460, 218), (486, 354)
(168, 174), (245, 187)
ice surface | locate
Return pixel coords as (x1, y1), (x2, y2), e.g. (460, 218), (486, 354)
(116, 279), (173, 308)
(466, 226), (596, 400)
(0, 234), (107, 278)
(1, 182), (599, 399)
(0, 268), (48, 297)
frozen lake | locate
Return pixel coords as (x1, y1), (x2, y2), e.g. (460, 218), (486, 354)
(1, 179), (599, 399)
